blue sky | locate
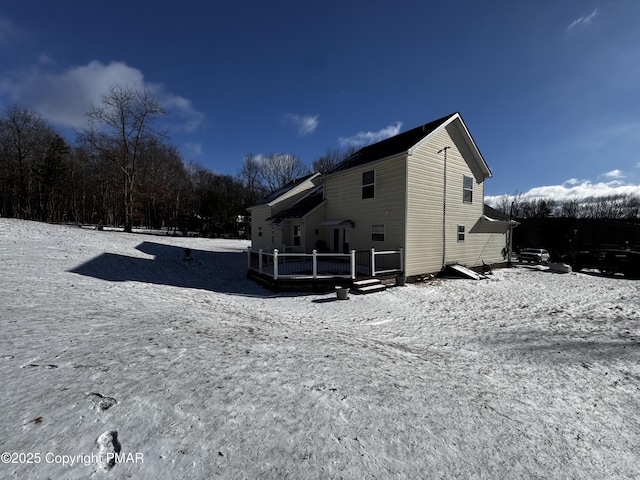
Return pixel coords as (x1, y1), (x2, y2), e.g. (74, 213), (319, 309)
(1, 1), (639, 203)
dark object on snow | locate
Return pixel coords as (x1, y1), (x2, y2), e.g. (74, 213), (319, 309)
(569, 249), (640, 278)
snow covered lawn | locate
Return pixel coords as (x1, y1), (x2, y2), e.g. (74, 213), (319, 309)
(1, 219), (639, 479)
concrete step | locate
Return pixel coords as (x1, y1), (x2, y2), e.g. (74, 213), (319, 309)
(352, 278), (382, 287)
(356, 284), (387, 293)
(353, 283), (386, 294)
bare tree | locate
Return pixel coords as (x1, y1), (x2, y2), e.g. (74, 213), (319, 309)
(136, 141), (188, 229)
(0, 105), (60, 218)
(80, 85), (166, 232)
(311, 146), (356, 174)
(493, 191), (525, 219)
(238, 153), (267, 206)
(259, 153), (310, 192)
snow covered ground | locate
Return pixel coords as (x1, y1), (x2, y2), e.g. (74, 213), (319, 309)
(1, 218), (639, 479)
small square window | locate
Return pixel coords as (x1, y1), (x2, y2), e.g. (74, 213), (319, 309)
(463, 175), (473, 203)
(457, 225), (465, 242)
(362, 170), (375, 199)
(372, 224), (385, 242)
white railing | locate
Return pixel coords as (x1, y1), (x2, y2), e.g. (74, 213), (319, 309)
(247, 247), (403, 280)
(370, 248), (404, 276)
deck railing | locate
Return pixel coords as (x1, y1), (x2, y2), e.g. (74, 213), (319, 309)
(247, 247), (403, 280)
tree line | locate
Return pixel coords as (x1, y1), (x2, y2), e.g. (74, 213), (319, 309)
(492, 192), (640, 220)
(0, 85), (353, 237)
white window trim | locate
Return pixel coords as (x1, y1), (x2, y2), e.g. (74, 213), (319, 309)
(362, 170), (375, 199)
(371, 223), (385, 242)
(463, 175), (473, 204)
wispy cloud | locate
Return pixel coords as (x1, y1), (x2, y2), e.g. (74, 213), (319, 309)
(339, 122), (402, 147)
(600, 169), (625, 180)
(0, 60), (205, 133)
(566, 8), (598, 35)
(284, 114), (319, 136)
(162, 95), (205, 133)
(0, 15), (21, 45)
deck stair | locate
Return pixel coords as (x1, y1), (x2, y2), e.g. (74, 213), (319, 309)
(352, 278), (386, 294)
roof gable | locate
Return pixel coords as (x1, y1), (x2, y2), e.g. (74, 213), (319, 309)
(327, 112), (491, 179)
(249, 172), (320, 209)
(267, 186), (325, 224)
(408, 113), (491, 179)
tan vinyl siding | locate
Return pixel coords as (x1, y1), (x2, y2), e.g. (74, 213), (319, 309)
(323, 156), (407, 252)
(250, 205), (277, 250)
(405, 121), (501, 276)
(248, 175), (320, 251)
(405, 128), (451, 275)
(302, 203), (328, 252)
(279, 204), (327, 253)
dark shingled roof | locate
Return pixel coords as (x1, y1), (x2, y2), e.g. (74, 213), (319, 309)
(267, 186), (324, 224)
(328, 113), (458, 174)
(484, 204), (511, 221)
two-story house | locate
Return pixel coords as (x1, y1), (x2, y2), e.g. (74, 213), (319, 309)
(248, 112), (512, 280)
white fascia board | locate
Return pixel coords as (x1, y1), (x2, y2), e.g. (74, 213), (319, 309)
(266, 172), (322, 207)
(408, 113), (492, 179)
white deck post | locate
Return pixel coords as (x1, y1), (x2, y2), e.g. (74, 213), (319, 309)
(371, 248), (376, 276)
(312, 250), (318, 278)
(258, 249), (263, 274)
(273, 249), (279, 279)
(399, 247), (404, 273)
(351, 250), (356, 279)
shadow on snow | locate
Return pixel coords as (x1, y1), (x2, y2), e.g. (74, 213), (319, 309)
(68, 241), (310, 298)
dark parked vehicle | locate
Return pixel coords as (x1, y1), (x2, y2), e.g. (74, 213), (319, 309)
(570, 249), (640, 277)
(518, 248), (550, 264)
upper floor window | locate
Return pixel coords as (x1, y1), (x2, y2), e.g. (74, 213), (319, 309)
(362, 170), (375, 199)
(463, 175), (473, 203)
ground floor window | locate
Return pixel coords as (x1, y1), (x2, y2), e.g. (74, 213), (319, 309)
(372, 224), (385, 242)
(457, 225), (465, 241)
(293, 225), (301, 246)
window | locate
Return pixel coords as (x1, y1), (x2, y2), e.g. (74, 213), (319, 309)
(463, 175), (473, 203)
(371, 224), (385, 242)
(457, 225), (466, 242)
(362, 170), (375, 199)
(293, 225), (301, 246)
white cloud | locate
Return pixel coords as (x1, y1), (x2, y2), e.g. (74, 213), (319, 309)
(485, 179), (640, 207)
(284, 114), (319, 136)
(600, 169), (625, 180)
(0, 60), (205, 133)
(566, 8), (598, 35)
(339, 121), (402, 147)
(162, 95), (205, 134)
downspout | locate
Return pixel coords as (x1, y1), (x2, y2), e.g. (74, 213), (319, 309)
(438, 147), (450, 270)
